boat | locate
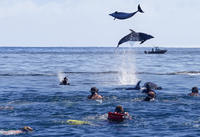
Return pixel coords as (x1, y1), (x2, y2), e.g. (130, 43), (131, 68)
(144, 47), (167, 54)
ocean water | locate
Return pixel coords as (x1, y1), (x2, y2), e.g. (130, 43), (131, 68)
(0, 47), (200, 137)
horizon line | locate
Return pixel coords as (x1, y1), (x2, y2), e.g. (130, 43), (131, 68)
(0, 46), (200, 48)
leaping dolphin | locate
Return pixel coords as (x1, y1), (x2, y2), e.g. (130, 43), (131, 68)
(117, 29), (154, 47)
(109, 4), (144, 20)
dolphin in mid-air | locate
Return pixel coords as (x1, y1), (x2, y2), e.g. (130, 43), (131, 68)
(109, 4), (144, 20)
(117, 29), (154, 47)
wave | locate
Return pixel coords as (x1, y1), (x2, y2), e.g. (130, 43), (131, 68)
(0, 71), (200, 76)
(167, 71), (200, 76)
(0, 71), (118, 76)
(138, 71), (200, 76)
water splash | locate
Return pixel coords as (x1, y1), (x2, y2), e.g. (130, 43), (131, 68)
(57, 71), (65, 82)
(115, 47), (138, 85)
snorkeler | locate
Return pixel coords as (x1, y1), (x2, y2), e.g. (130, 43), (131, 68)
(60, 77), (70, 85)
(0, 126), (33, 135)
(142, 83), (156, 94)
(108, 105), (131, 121)
(88, 87), (103, 100)
(143, 83), (156, 101)
(188, 87), (199, 96)
(0, 106), (13, 110)
(144, 91), (156, 101)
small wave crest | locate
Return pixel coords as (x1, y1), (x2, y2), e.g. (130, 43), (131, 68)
(0, 71), (199, 77)
(0, 71), (118, 77)
(138, 71), (200, 76)
(167, 71), (200, 76)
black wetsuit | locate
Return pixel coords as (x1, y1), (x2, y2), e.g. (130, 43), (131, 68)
(144, 96), (154, 101)
(60, 78), (70, 85)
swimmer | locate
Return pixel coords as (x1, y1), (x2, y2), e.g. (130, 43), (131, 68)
(142, 83), (156, 94)
(108, 105), (131, 121)
(114, 105), (129, 116)
(60, 77), (70, 85)
(88, 87), (103, 100)
(188, 87), (199, 96)
(0, 106), (13, 110)
(0, 126), (33, 135)
(144, 91), (156, 101)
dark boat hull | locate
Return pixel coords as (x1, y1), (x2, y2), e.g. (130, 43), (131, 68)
(144, 50), (167, 54)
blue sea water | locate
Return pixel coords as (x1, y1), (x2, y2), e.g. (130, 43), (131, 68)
(0, 47), (200, 137)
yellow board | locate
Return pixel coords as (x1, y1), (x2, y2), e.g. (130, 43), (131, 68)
(66, 120), (90, 125)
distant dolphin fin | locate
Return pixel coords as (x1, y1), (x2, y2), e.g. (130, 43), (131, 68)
(135, 80), (141, 90)
(140, 40), (146, 44)
(129, 29), (136, 33)
(137, 4), (144, 13)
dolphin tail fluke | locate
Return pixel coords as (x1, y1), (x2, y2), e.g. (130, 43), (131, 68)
(137, 4), (144, 13)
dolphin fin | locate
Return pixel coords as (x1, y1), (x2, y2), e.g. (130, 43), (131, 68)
(140, 40), (146, 44)
(137, 4), (144, 13)
(135, 80), (141, 90)
(129, 29), (136, 33)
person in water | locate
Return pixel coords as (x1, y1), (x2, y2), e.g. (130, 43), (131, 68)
(114, 105), (129, 116)
(142, 83), (156, 94)
(0, 126), (33, 135)
(88, 87), (103, 100)
(143, 83), (156, 101)
(188, 87), (199, 96)
(108, 105), (131, 121)
(60, 77), (70, 85)
(0, 106), (13, 110)
(144, 91), (156, 101)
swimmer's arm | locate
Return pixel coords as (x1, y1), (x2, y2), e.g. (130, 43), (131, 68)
(124, 112), (132, 120)
(98, 95), (103, 99)
(1, 130), (23, 135)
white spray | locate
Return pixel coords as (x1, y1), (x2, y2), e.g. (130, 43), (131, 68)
(115, 43), (138, 85)
(57, 71), (65, 82)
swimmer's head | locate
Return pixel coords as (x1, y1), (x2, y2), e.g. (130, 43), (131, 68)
(146, 84), (151, 91)
(147, 91), (156, 98)
(115, 105), (124, 113)
(21, 126), (33, 132)
(192, 87), (199, 93)
(90, 87), (99, 94)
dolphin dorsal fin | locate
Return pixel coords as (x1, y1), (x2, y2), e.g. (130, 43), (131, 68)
(129, 29), (136, 33)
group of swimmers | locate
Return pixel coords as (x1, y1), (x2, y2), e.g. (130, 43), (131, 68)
(83, 77), (199, 121)
(60, 76), (199, 122)
(1, 77), (198, 135)
(86, 84), (156, 121)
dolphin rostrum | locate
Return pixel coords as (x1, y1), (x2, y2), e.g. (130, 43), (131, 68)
(117, 29), (154, 47)
(109, 4), (144, 20)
